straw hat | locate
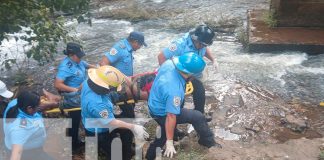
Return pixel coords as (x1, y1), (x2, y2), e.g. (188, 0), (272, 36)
(88, 66), (126, 91)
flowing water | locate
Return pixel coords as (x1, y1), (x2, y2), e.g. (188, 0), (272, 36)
(1, 0), (323, 105)
(73, 27), (323, 106)
(1, 1), (323, 158)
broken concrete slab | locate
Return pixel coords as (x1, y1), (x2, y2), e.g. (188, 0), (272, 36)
(247, 9), (324, 54)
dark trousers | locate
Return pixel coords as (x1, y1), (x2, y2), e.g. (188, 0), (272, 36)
(145, 108), (215, 160)
(85, 129), (134, 160)
(191, 79), (205, 114)
(68, 110), (81, 148)
(117, 103), (135, 118)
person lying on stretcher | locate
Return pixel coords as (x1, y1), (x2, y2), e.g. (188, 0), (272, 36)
(43, 71), (193, 113)
(43, 71), (158, 108)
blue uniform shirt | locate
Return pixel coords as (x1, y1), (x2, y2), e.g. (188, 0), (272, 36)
(162, 33), (207, 78)
(56, 57), (89, 88)
(81, 80), (115, 133)
(148, 60), (186, 116)
(3, 99), (46, 150)
(163, 33), (207, 59)
(104, 39), (134, 76)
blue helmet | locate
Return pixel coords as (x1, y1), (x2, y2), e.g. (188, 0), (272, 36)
(172, 52), (206, 74)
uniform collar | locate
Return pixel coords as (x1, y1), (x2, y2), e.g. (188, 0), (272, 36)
(123, 39), (133, 52)
(186, 33), (203, 51)
(17, 108), (36, 118)
(67, 57), (79, 65)
(173, 66), (186, 84)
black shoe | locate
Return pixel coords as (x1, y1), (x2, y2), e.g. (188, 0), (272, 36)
(212, 142), (222, 148)
(198, 139), (222, 148)
(72, 141), (85, 153)
(205, 115), (212, 122)
(204, 112), (213, 122)
(174, 128), (187, 141)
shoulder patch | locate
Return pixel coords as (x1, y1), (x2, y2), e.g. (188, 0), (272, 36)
(19, 118), (27, 128)
(99, 109), (109, 119)
(66, 61), (73, 68)
(110, 48), (118, 56)
(169, 43), (177, 52)
(173, 96), (181, 107)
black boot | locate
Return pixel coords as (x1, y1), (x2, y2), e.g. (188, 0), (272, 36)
(173, 128), (187, 141)
(198, 138), (222, 148)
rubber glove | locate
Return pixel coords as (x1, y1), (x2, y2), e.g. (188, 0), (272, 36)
(133, 125), (149, 140)
(164, 140), (177, 158)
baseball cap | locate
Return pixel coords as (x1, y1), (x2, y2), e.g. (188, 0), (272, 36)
(0, 80), (13, 98)
(128, 31), (147, 47)
(66, 42), (85, 58)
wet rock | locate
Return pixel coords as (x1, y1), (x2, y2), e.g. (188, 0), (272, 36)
(320, 143), (324, 150)
(223, 94), (244, 107)
(282, 114), (308, 133)
(252, 124), (262, 133)
(214, 127), (241, 141)
(211, 106), (231, 126)
(230, 124), (246, 135)
(271, 108), (286, 117)
(245, 125), (262, 133)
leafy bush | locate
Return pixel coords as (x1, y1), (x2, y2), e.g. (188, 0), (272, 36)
(0, 0), (90, 68)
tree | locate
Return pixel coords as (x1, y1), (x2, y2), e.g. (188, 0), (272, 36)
(0, 0), (91, 67)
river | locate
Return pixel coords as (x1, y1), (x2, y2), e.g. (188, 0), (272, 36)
(63, 0), (323, 105)
(1, 0), (323, 159)
(1, 0), (323, 104)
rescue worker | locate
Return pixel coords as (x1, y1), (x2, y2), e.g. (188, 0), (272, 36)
(0, 80), (14, 150)
(146, 53), (222, 160)
(3, 91), (53, 160)
(157, 25), (218, 114)
(54, 42), (95, 151)
(99, 31), (147, 118)
(0, 80), (14, 117)
(81, 65), (149, 160)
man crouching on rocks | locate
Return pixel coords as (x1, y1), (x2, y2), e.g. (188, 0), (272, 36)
(145, 52), (222, 160)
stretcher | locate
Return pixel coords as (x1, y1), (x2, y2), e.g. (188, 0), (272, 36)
(44, 82), (194, 114)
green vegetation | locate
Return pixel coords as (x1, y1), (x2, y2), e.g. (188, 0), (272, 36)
(176, 149), (206, 160)
(236, 24), (249, 48)
(263, 10), (277, 28)
(319, 151), (324, 160)
(0, 0), (90, 68)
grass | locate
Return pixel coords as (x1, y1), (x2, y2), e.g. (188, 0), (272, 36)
(236, 24), (249, 48)
(175, 149), (206, 160)
(263, 10), (277, 28)
(13, 71), (30, 85)
(319, 151), (324, 160)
